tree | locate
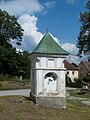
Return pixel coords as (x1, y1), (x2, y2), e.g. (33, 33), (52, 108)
(0, 9), (23, 45)
(0, 44), (31, 78)
(17, 51), (31, 78)
(0, 9), (31, 78)
(0, 9), (31, 79)
(0, 44), (18, 75)
(77, 0), (90, 56)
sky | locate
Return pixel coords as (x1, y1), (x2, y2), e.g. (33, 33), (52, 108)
(0, 0), (88, 64)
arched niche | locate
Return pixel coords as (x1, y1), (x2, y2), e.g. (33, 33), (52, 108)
(44, 72), (58, 95)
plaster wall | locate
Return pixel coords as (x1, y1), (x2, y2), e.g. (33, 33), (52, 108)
(31, 55), (67, 108)
(67, 70), (78, 82)
(32, 56), (65, 69)
(31, 68), (66, 97)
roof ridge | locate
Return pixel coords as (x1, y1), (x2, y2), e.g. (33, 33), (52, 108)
(32, 32), (69, 55)
(81, 61), (90, 72)
(64, 60), (78, 70)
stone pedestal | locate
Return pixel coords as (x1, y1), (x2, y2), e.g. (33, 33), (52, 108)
(30, 92), (66, 108)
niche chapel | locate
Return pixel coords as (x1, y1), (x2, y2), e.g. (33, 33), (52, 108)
(30, 32), (69, 108)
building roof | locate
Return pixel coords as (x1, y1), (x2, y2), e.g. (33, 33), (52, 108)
(64, 60), (78, 70)
(32, 32), (69, 55)
(79, 61), (90, 72)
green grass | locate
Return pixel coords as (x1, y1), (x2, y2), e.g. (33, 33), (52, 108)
(0, 74), (31, 90)
(0, 81), (30, 90)
(68, 89), (90, 99)
(0, 95), (90, 120)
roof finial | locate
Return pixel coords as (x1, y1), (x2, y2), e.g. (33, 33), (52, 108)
(46, 28), (48, 33)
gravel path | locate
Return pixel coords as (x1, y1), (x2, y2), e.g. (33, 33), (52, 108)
(0, 87), (75, 97)
(0, 89), (31, 97)
(67, 96), (90, 106)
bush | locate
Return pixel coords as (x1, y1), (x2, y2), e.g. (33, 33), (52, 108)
(83, 75), (90, 83)
(0, 74), (19, 81)
(66, 80), (83, 88)
(0, 82), (4, 90)
(0, 74), (5, 81)
(0, 82), (2, 87)
(0, 74), (30, 84)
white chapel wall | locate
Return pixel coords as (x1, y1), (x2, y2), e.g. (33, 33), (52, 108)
(33, 56), (65, 68)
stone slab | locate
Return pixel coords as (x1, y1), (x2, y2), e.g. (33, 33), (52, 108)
(30, 92), (66, 109)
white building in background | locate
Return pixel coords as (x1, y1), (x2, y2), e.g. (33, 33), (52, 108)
(30, 32), (69, 108)
(64, 60), (79, 83)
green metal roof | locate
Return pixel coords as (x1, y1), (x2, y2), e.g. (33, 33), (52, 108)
(32, 32), (69, 55)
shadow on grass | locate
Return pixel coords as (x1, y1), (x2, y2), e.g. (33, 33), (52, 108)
(24, 96), (31, 101)
(76, 92), (87, 95)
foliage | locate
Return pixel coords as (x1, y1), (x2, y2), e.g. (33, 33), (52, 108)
(0, 44), (18, 75)
(0, 9), (31, 79)
(0, 47), (31, 78)
(0, 9), (23, 45)
(66, 75), (82, 88)
(17, 51), (31, 78)
(66, 79), (82, 88)
(0, 82), (2, 88)
(77, 0), (90, 56)
(67, 81), (82, 88)
(83, 75), (90, 83)
(0, 74), (18, 81)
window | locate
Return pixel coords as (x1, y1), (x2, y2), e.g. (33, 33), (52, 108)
(80, 67), (82, 70)
(47, 58), (55, 68)
(67, 71), (69, 74)
(72, 71), (74, 75)
(36, 58), (41, 67)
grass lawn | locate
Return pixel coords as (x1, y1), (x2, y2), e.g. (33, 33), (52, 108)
(0, 81), (30, 90)
(0, 95), (90, 120)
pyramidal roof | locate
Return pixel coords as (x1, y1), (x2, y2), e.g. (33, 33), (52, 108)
(32, 32), (69, 55)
